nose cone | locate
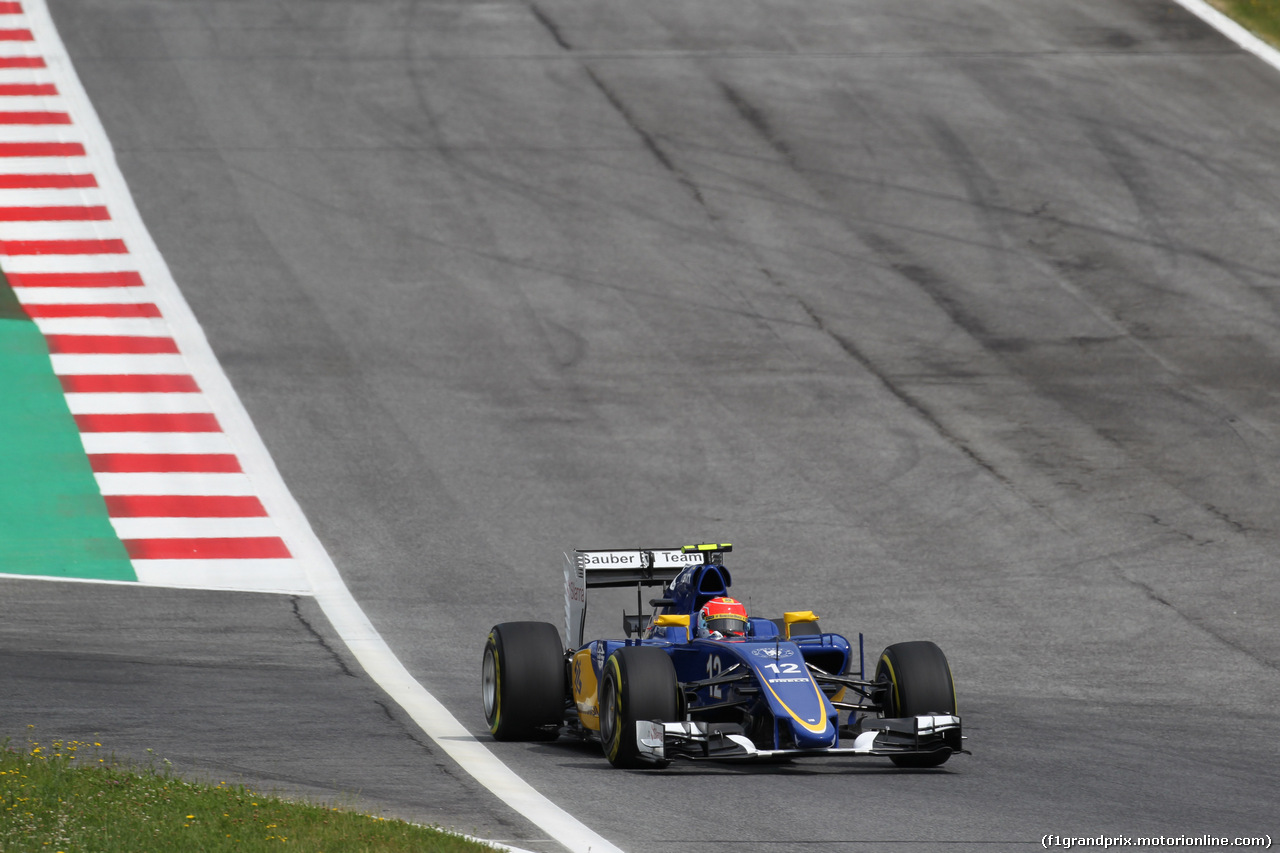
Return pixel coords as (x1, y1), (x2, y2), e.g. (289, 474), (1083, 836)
(744, 641), (838, 749)
(788, 714), (838, 750)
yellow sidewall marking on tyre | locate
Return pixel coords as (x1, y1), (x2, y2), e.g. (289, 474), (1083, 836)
(879, 654), (900, 714)
(603, 655), (624, 762)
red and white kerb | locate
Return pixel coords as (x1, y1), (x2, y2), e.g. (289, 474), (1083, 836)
(0, 2), (310, 593)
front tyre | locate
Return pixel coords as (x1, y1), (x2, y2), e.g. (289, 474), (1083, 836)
(482, 622), (564, 741)
(599, 646), (679, 768)
(876, 640), (957, 768)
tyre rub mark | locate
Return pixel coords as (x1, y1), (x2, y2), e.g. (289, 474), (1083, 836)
(529, 2), (571, 51)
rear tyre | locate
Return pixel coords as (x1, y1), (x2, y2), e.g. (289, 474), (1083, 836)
(599, 646), (679, 768)
(876, 640), (957, 768)
(482, 622), (564, 741)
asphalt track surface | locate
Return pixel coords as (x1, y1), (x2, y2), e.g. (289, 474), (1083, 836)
(3, 1), (1280, 850)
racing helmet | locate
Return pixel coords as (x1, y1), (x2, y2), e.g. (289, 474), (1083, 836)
(698, 596), (748, 638)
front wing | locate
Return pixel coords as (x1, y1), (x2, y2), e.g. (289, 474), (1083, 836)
(635, 714), (965, 762)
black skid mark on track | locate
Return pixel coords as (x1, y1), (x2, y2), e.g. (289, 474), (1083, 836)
(529, 2), (572, 51)
(524, 0), (712, 208)
(1143, 513), (1214, 547)
(584, 67), (711, 211)
(716, 85), (1015, 489)
(834, 327), (1019, 494)
(1127, 576), (1280, 675)
(1204, 504), (1251, 534)
(718, 81), (797, 168)
(687, 95), (1025, 496)
(371, 699), (476, 785)
(778, 270), (1022, 499)
(861, 230), (1000, 347)
(373, 700), (432, 755)
(290, 596), (357, 678)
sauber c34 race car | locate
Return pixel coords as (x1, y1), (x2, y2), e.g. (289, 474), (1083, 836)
(481, 544), (967, 769)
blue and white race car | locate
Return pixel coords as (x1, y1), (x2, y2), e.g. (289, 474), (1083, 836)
(481, 544), (966, 769)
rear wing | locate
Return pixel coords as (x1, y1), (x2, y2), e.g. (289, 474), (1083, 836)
(564, 548), (705, 649)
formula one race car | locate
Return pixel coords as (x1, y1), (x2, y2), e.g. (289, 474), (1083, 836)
(481, 544), (966, 768)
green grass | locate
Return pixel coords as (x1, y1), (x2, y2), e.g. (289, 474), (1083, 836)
(1, 733), (498, 853)
(1211, 0), (1280, 47)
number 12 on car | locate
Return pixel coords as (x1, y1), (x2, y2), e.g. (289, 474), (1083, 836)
(763, 662), (803, 675)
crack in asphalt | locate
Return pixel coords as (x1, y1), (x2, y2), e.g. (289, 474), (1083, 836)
(291, 596), (358, 679)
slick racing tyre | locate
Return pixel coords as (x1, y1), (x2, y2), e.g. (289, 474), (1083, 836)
(599, 646), (679, 769)
(482, 622), (564, 741)
(876, 640), (957, 768)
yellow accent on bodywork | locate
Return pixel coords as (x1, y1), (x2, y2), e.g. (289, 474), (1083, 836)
(783, 610), (819, 638)
(681, 543), (732, 553)
(653, 613), (690, 642)
(759, 670), (832, 735)
(783, 610), (819, 624)
(572, 648), (600, 730)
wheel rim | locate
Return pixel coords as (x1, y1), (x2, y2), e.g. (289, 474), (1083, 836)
(876, 670), (896, 717)
(600, 679), (617, 745)
(482, 648), (497, 720)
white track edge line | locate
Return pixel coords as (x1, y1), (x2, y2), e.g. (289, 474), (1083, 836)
(1170, 0), (1280, 72)
(19, 3), (623, 852)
